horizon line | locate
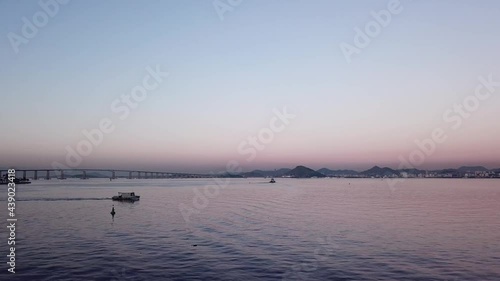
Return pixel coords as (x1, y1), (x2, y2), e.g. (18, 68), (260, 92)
(2, 164), (499, 174)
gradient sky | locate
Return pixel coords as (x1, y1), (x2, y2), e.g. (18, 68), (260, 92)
(1, 0), (500, 173)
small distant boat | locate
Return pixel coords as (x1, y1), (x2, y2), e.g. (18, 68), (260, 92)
(112, 192), (140, 202)
(269, 169), (277, 183)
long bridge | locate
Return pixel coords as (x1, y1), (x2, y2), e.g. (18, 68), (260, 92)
(0, 169), (213, 180)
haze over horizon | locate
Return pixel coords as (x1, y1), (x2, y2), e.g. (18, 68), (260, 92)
(2, 0), (500, 173)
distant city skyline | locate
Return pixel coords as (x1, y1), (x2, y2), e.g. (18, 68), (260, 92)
(2, 0), (500, 173)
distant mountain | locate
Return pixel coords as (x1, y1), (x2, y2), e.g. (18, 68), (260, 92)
(457, 166), (489, 172)
(433, 168), (457, 174)
(275, 168), (292, 176)
(242, 170), (266, 178)
(284, 166), (326, 178)
(429, 166), (489, 176)
(398, 168), (426, 175)
(360, 166), (399, 177)
(317, 168), (359, 176)
(242, 168), (291, 178)
(237, 165), (500, 179)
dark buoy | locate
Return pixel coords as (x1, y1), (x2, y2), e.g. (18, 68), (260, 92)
(110, 205), (116, 217)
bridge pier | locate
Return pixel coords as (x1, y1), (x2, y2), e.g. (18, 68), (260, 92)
(34, 170), (38, 180)
(82, 170), (88, 180)
(138, 172), (142, 179)
(46, 170), (50, 180)
(128, 171), (132, 179)
(59, 170), (66, 180)
(22, 170), (27, 180)
(111, 170), (116, 180)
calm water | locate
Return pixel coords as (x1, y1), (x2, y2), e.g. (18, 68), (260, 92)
(2, 178), (500, 280)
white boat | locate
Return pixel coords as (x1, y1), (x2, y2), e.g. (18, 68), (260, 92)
(112, 192), (140, 202)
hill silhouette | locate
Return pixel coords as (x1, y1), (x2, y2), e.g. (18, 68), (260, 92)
(283, 166), (326, 178)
